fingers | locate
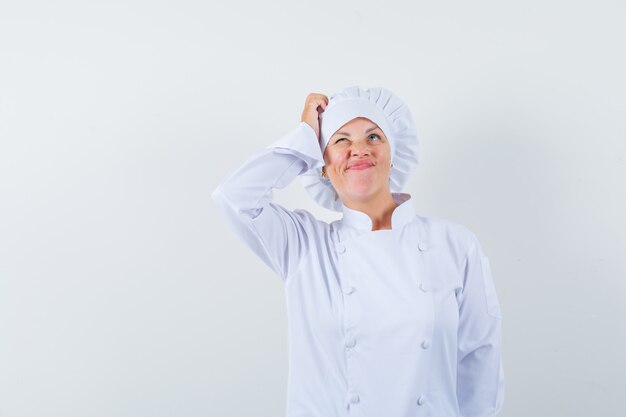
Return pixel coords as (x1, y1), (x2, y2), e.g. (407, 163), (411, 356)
(301, 93), (329, 140)
(306, 93), (329, 112)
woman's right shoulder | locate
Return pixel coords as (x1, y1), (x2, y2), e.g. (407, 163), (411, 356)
(290, 207), (333, 230)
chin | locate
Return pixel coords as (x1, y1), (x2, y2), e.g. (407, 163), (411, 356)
(343, 185), (384, 202)
(333, 175), (388, 201)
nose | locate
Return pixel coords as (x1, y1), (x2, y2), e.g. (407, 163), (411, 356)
(350, 141), (370, 157)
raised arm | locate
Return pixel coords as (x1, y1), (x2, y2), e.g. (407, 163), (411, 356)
(456, 235), (505, 416)
(211, 94), (329, 282)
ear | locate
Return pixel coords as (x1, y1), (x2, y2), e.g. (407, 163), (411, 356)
(322, 148), (330, 164)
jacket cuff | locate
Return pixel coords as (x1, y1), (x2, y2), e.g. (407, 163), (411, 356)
(266, 122), (324, 169)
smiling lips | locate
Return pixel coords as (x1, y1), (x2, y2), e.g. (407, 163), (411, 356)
(347, 161), (374, 170)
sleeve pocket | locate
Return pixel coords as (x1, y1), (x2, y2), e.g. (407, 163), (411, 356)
(481, 256), (502, 319)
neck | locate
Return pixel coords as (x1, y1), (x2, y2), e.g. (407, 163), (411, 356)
(342, 192), (398, 231)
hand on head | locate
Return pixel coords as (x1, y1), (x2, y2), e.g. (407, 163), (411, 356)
(301, 93), (329, 140)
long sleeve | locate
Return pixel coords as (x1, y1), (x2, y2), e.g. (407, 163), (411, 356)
(456, 235), (505, 416)
(211, 122), (324, 282)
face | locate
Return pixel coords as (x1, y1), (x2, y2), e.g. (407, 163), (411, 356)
(323, 117), (392, 205)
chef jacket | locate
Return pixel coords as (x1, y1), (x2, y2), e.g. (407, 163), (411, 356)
(211, 122), (505, 417)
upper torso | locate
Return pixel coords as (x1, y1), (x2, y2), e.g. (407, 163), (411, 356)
(280, 193), (473, 417)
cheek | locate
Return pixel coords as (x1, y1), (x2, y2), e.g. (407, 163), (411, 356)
(324, 151), (343, 168)
(380, 151), (392, 167)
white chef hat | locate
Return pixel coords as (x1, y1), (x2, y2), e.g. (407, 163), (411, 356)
(298, 85), (419, 212)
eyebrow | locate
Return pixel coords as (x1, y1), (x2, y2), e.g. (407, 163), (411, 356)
(332, 125), (380, 137)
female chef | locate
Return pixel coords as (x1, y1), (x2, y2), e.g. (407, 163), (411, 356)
(212, 86), (505, 417)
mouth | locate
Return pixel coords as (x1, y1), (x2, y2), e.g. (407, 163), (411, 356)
(347, 161), (374, 171)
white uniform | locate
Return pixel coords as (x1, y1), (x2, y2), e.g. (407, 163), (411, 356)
(212, 122), (505, 417)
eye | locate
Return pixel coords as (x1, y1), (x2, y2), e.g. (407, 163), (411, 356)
(368, 134), (381, 141)
(334, 137), (348, 144)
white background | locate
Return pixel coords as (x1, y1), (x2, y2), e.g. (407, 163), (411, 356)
(1, 1), (625, 416)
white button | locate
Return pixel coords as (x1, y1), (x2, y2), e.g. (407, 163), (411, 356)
(346, 338), (357, 348)
(420, 282), (430, 292)
(336, 244), (346, 254)
(350, 393), (360, 404)
(421, 339), (431, 349)
(343, 285), (355, 294)
(417, 395), (427, 405)
(418, 242), (429, 251)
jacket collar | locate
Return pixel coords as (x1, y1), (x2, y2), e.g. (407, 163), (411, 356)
(340, 193), (415, 232)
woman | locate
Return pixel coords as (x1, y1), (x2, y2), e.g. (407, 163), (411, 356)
(212, 86), (505, 417)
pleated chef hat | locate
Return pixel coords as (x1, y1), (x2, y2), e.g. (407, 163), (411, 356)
(298, 85), (419, 212)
